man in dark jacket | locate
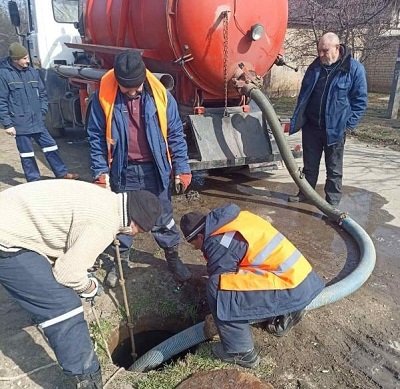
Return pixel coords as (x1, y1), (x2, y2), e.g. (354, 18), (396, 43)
(87, 50), (192, 286)
(289, 32), (367, 206)
(0, 42), (78, 182)
(180, 204), (324, 368)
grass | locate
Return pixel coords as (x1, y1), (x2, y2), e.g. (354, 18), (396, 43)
(269, 93), (400, 151)
(128, 342), (275, 389)
(89, 316), (114, 361)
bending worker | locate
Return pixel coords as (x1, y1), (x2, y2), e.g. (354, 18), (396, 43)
(180, 203), (324, 369)
(0, 180), (161, 388)
(87, 50), (192, 286)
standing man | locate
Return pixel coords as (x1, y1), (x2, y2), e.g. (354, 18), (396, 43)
(180, 204), (324, 368)
(0, 42), (78, 182)
(87, 50), (192, 286)
(0, 180), (162, 388)
(288, 32), (367, 206)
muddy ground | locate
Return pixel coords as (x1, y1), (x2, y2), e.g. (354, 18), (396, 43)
(0, 105), (399, 388)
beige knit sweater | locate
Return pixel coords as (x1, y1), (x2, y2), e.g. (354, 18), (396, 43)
(0, 180), (129, 293)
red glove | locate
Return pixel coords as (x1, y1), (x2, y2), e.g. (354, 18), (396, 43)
(94, 173), (110, 190)
(174, 173), (192, 194)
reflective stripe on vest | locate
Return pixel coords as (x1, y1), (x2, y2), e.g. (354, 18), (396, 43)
(98, 69), (170, 166)
(211, 211), (312, 291)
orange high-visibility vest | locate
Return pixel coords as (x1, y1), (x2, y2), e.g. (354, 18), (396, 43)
(211, 211), (312, 291)
(98, 69), (170, 166)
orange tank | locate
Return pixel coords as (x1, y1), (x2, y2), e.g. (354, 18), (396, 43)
(84, 0), (288, 103)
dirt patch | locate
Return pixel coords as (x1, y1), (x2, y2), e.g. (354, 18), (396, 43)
(177, 369), (274, 389)
(271, 93), (400, 151)
(0, 107), (399, 388)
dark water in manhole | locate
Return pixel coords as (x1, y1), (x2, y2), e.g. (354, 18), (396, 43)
(111, 330), (197, 369)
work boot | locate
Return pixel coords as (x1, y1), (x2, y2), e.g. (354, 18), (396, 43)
(74, 368), (103, 388)
(105, 266), (119, 288)
(103, 250), (130, 288)
(287, 191), (307, 203)
(266, 309), (305, 337)
(62, 172), (80, 180)
(326, 197), (340, 207)
(212, 342), (260, 369)
(164, 245), (192, 282)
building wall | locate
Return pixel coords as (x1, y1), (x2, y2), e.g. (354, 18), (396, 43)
(267, 29), (399, 96)
(264, 28), (308, 97)
(364, 38), (399, 93)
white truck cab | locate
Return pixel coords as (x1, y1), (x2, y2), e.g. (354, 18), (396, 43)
(8, 0), (81, 68)
(7, 0), (83, 136)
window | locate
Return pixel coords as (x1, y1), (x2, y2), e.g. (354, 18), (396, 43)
(52, 0), (79, 24)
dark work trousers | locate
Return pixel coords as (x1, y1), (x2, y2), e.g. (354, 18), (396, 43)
(15, 130), (68, 182)
(111, 162), (180, 254)
(206, 275), (255, 353)
(302, 124), (346, 205)
(0, 251), (99, 376)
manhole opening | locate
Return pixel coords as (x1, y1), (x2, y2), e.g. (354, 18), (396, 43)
(110, 329), (197, 370)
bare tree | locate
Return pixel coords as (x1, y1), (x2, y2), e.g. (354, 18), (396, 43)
(286, 0), (400, 64)
(0, 5), (19, 57)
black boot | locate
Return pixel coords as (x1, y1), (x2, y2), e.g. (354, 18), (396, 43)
(74, 368), (103, 388)
(164, 245), (192, 282)
(105, 266), (119, 288)
(101, 252), (129, 289)
(266, 310), (305, 337)
(212, 343), (260, 369)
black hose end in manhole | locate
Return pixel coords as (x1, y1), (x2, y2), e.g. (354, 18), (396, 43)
(109, 329), (197, 370)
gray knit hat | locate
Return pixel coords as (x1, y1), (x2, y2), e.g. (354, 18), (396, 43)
(127, 190), (161, 232)
(114, 50), (146, 88)
(9, 42), (28, 60)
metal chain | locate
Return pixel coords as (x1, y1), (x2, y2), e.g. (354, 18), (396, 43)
(222, 11), (229, 117)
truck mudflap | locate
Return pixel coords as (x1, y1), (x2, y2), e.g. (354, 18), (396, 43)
(186, 110), (280, 171)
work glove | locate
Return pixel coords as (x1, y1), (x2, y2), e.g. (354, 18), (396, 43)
(203, 313), (219, 339)
(80, 277), (102, 303)
(94, 173), (110, 190)
(5, 126), (16, 137)
(174, 173), (192, 194)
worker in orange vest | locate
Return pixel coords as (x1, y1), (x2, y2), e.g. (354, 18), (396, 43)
(180, 204), (324, 368)
(87, 50), (192, 287)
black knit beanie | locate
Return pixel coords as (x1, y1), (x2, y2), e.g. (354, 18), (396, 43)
(9, 42), (28, 60)
(114, 50), (146, 88)
(127, 190), (161, 232)
(180, 212), (206, 242)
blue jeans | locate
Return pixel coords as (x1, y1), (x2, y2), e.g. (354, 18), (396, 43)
(0, 250), (99, 376)
(112, 162), (180, 253)
(15, 130), (67, 182)
(302, 125), (345, 205)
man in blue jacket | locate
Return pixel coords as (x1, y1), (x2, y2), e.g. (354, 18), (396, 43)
(0, 42), (78, 182)
(87, 50), (192, 286)
(289, 32), (367, 206)
(180, 204), (324, 368)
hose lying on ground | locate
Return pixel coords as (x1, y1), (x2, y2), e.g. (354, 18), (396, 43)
(129, 84), (376, 373)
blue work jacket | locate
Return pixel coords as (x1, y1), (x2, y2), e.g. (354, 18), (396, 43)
(87, 83), (190, 192)
(0, 57), (47, 135)
(202, 204), (325, 321)
(290, 46), (367, 146)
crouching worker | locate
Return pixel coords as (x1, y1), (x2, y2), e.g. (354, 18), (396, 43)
(180, 204), (325, 369)
(0, 180), (161, 388)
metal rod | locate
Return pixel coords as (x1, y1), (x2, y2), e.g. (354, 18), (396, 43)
(114, 239), (137, 361)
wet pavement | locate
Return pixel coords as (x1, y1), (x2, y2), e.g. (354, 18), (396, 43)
(0, 131), (399, 388)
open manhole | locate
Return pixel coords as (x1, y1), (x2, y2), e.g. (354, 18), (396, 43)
(108, 325), (198, 370)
